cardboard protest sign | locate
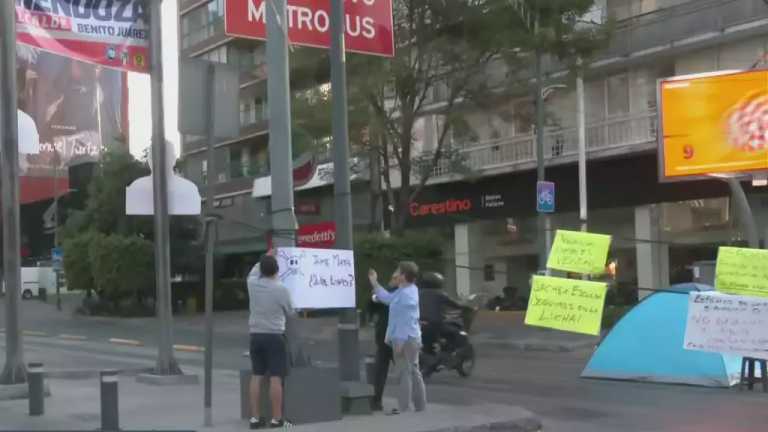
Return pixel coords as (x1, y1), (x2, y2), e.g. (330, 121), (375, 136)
(684, 291), (768, 360)
(547, 230), (611, 275)
(276, 247), (356, 309)
(525, 276), (608, 336)
(715, 247), (768, 298)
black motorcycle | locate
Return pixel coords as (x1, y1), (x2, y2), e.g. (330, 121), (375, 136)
(420, 304), (477, 379)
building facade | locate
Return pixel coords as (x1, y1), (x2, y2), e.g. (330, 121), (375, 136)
(410, 0), (768, 300)
(178, 0), (768, 295)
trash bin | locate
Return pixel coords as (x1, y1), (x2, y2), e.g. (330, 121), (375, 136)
(38, 287), (47, 302)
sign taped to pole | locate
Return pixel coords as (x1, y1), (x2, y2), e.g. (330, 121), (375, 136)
(15, 0), (150, 73)
(225, 0), (395, 57)
(525, 276), (607, 336)
(275, 247), (356, 309)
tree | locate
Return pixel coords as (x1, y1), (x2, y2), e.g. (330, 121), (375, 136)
(345, 0), (611, 234)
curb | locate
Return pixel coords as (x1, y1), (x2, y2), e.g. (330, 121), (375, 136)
(478, 339), (597, 353)
(45, 367), (154, 380)
(424, 416), (542, 432)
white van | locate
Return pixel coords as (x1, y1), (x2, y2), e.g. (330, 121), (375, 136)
(0, 267), (55, 299)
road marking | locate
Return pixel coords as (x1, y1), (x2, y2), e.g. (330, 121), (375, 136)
(58, 334), (88, 341)
(22, 330), (48, 337)
(174, 344), (205, 353)
(108, 338), (144, 347)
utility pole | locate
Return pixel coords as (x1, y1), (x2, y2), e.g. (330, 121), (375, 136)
(577, 62), (587, 234)
(203, 63), (216, 427)
(149, 0), (181, 376)
(534, 7), (549, 272)
(0, 0), (27, 385)
(265, 0), (299, 367)
(266, 0), (297, 248)
(330, 0), (360, 382)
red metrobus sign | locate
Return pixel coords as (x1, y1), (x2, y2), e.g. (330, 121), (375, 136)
(225, 0), (395, 57)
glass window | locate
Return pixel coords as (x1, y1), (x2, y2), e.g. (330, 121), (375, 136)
(606, 73), (629, 116)
(181, 0), (225, 49)
(200, 45), (227, 63)
(240, 96), (268, 126)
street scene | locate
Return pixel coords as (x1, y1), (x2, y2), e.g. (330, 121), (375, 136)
(3, 0), (768, 431)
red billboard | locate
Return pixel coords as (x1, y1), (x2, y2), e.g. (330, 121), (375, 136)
(225, 0), (395, 57)
(15, 0), (150, 73)
(297, 222), (337, 248)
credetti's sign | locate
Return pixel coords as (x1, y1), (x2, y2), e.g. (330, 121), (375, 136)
(225, 0), (394, 57)
(297, 222), (336, 248)
(15, 0), (150, 73)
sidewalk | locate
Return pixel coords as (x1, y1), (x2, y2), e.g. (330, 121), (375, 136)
(0, 370), (541, 432)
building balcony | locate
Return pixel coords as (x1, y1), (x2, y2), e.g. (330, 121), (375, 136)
(598, 0), (768, 67)
(429, 111), (658, 180)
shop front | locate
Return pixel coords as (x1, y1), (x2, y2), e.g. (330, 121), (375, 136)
(405, 153), (765, 303)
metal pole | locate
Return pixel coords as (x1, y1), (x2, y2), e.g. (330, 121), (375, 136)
(203, 63), (216, 428)
(330, 0), (360, 383)
(577, 64), (588, 234)
(149, 0), (181, 375)
(266, 0), (296, 249)
(54, 150), (61, 311)
(534, 9), (548, 272)
(266, 0), (299, 367)
(725, 178), (760, 248)
(0, 0), (27, 385)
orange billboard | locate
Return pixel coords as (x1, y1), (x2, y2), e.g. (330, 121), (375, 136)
(658, 69), (768, 181)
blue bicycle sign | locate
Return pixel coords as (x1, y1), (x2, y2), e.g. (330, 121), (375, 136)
(536, 181), (555, 213)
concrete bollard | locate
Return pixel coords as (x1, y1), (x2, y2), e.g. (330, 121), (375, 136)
(100, 370), (119, 431)
(28, 362), (44, 416)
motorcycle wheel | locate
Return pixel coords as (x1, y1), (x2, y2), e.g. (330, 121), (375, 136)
(457, 346), (475, 378)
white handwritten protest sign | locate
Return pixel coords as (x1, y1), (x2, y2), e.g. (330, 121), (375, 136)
(684, 291), (768, 360)
(276, 247), (356, 309)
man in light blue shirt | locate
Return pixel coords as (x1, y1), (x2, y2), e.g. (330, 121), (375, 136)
(369, 261), (427, 414)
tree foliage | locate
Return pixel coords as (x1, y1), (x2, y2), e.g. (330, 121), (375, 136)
(89, 234), (155, 313)
(340, 0), (612, 234)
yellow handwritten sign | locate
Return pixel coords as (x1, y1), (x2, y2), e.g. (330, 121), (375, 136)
(525, 276), (607, 336)
(715, 247), (768, 298)
(546, 230), (612, 274)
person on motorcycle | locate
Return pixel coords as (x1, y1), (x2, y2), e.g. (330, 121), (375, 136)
(419, 272), (467, 355)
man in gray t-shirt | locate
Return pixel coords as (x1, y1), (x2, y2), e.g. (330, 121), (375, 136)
(247, 252), (294, 429)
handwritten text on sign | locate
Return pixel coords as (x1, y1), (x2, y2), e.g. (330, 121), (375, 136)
(684, 292), (768, 360)
(547, 230), (612, 274)
(715, 247), (768, 298)
(225, 0), (395, 57)
(525, 276), (608, 336)
(276, 247), (356, 309)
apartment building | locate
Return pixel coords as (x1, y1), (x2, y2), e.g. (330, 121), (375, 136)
(178, 0), (768, 295)
(178, 0), (374, 276)
(412, 0), (768, 299)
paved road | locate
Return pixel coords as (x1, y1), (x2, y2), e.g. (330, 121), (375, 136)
(3, 295), (768, 431)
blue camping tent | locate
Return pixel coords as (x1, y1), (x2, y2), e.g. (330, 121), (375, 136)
(582, 283), (741, 387)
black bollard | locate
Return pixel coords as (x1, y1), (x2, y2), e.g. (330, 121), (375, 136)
(28, 362), (44, 416)
(100, 370), (119, 431)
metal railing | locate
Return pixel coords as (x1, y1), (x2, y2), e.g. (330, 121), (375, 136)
(429, 111), (657, 178)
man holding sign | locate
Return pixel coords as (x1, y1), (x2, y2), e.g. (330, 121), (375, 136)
(247, 252), (295, 429)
